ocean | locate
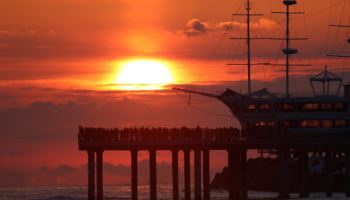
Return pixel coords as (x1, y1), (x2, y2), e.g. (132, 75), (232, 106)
(0, 184), (348, 200)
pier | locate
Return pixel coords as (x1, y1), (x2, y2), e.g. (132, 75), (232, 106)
(78, 126), (350, 200)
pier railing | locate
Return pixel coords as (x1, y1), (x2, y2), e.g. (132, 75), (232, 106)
(78, 126), (240, 149)
(79, 126), (350, 150)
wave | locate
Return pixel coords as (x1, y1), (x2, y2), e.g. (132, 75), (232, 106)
(0, 185), (347, 200)
(32, 196), (131, 200)
(32, 196), (85, 200)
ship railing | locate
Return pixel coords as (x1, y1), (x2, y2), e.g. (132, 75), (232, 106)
(266, 92), (316, 98)
(243, 129), (350, 144)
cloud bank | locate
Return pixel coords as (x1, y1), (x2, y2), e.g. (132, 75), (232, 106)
(0, 160), (172, 187)
(181, 18), (278, 37)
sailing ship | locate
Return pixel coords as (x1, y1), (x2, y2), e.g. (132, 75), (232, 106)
(175, 0), (350, 142)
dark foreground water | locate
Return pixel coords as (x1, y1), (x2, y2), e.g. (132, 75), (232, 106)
(0, 184), (348, 200)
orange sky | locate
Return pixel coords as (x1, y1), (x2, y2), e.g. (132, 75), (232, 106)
(1, 0), (349, 98)
(1, 0), (350, 186)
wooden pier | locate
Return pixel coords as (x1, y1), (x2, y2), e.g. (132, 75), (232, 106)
(78, 126), (350, 200)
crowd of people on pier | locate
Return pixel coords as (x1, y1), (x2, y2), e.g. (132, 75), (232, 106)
(78, 126), (240, 144)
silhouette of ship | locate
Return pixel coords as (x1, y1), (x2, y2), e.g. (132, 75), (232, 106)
(175, 0), (350, 142)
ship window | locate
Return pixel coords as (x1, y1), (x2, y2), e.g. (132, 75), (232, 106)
(321, 103), (332, 110)
(260, 104), (269, 110)
(255, 121), (266, 127)
(301, 120), (320, 128)
(274, 104), (283, 111)
(283, 121), (291, 127)
(321, 120), (333, 128)
(248, 104), (257, 111)
(260, 121), (266, 126)
(284, 120), (298, 128)
(334, 103), (345, 110)
(302, 103), (319, 110)
(283, 104), (294, 110)
(267, 121), (275, 126)
(335, 120), (346, 127)
(255, 121), (275, 127)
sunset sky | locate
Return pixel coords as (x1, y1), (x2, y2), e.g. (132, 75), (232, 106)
(1, 0), (350, 187)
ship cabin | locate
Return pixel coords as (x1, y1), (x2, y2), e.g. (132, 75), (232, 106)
(219, 67), (350, 141)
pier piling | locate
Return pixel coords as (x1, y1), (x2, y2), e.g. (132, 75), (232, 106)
(326, 151), (334, 197)
(131, 150), (138, 200)
(149, 149), (157, 200)
(278, 148), (289, 199)
(346, 150), (350, 197)
(194, 149), (202, 200)
(88, 151), (95, 200)
(96, 150), (103, 200)
(299, 149), (309, 198)
(240, 149), (247, 200)
(203, 149), (210, 200)
(172, 150), (179, 200)
(184, 150), (191, 200)
(228, 148), (240, 200)
(228, 149), (234, 199)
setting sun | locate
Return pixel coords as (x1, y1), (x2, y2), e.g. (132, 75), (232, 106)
(115, 59), (175, 90)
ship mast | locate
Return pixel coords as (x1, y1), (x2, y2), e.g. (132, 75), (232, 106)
(272, 0), (305, 97)
(247, 0), (252, 95)
(229, 0), (307, 97)
(229, 0), (263, 96)
(285, 2), (292, 97)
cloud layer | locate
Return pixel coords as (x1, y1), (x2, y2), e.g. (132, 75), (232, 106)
(181, 18), (278, 37)
(0, 160), (172, 187)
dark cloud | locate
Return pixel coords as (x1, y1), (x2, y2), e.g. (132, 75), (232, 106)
(0, 157), (226, 187)
(0, 90), (234, 138)
(0, 161), (171, 187)
(183, 19), (211, 37)
(55, 165), (78, 176)
(180, 18), (277, 37)
(104, 163), (130, 176)
(0, 170), (28, 187)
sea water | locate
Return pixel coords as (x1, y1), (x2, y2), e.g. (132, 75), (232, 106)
(0, 184), (348, 200)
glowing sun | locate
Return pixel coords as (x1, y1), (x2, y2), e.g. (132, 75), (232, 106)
(115, 59), (175, 90)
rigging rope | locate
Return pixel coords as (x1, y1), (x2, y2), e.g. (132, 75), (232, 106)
(289, 0), (345, 21)
(174, 89), (234, 118)
(188, 104), (234, 118)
